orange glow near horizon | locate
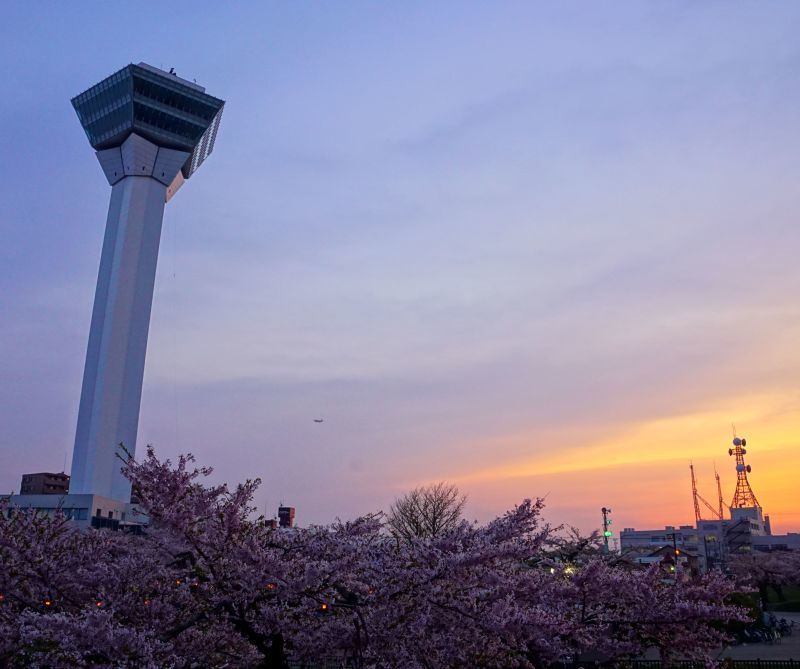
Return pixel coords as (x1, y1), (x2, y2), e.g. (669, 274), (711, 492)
(443, 391), (800, 533)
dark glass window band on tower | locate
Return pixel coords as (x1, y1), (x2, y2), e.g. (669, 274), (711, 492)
(72, 63), (224, 179)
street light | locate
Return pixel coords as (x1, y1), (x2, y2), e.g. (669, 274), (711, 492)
(601, 507), (613, 554)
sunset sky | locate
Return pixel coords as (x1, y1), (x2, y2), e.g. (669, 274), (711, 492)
(2, 3), (799, 535)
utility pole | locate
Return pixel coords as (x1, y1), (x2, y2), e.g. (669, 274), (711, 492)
(666, 532), (680, 579)
(601, 507), (613, 554)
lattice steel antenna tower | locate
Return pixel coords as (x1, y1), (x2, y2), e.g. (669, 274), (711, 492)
(728, 436), (760, 509)
(69, 64), (224, 502)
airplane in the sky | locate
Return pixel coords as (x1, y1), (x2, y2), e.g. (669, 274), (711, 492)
(313, 419), (324, 423)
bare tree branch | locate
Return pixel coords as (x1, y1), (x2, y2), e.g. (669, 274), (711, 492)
(387, 482), (466, 541)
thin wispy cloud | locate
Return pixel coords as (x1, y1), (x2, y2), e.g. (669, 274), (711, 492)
(1, 3), (799, 532)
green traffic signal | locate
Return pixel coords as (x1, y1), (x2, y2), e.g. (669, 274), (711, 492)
(603, 530), (613, 537)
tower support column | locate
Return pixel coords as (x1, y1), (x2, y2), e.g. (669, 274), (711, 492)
(70, 134), (188, 501)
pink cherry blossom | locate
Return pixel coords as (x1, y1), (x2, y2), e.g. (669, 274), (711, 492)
(0, 448), (748, 668)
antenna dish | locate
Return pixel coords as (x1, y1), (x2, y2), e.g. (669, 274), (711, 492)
(733, 437), (742, 446)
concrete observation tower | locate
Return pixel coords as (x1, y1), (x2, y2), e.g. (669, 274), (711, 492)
(69, 64), (224, 502)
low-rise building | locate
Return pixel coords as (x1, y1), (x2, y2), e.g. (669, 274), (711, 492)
(2, 493), (146, 531)
(620, 525), (700, 554)
(752, 533), (800, 552)
(278, 506), (295, 528)
(19, 472), (70, 495)
(632, 507), (799, 571)
(629, 545), (701, 577)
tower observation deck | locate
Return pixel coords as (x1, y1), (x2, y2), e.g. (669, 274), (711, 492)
(69, 64), (224, 501)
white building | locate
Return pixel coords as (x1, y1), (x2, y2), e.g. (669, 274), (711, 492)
(2, 493), (145, 531)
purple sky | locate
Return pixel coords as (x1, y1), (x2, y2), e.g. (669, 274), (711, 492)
(2, 3), (800, 533)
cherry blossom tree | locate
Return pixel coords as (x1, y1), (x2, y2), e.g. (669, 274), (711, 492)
(729, 550), (800, 609)
(0, 448), (747, 668)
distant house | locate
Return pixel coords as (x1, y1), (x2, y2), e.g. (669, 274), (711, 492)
(629, 544), (701, 578)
